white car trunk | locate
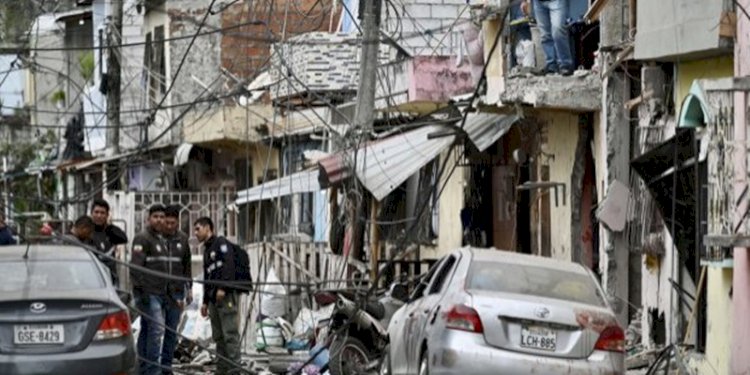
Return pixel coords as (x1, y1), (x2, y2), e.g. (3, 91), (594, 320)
(468, 290), (612, 359)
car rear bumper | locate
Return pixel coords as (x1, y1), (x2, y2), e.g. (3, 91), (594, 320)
(429, 330), (624, 375)
(0, 338), (136, 375)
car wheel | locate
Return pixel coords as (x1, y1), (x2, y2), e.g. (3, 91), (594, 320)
(329, 336), (371, 375)
(419, 352), (429, 375)
(379, 344), (391, 375)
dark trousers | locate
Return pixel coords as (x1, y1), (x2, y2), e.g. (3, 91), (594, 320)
(209, 292), (241, 374)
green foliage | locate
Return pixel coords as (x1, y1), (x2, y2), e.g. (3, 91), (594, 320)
(0, 130), (57, 214)
(79, 51), (95, 82)
(50, 90), (66, 105)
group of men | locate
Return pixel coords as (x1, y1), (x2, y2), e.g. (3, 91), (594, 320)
(131, 205), (242, 375)
(1, 199), (244, 374)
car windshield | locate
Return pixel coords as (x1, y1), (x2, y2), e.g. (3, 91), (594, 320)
(467, 261), (606, 307)
(0, 260), (105, 292)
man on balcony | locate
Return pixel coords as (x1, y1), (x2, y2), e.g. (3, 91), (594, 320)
(522, 0), (574, 76)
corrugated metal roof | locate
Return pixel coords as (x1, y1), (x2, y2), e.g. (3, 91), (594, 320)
(463, 112), (520, 152)
(235, 169), (321, 205)
(319, 125), (455, 201)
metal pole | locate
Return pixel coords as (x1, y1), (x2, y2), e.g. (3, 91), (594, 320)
(2, 156), (9, 222)
(106, 0), (123, 155)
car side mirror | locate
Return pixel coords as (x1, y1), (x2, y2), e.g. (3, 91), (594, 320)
(607, 295), (624, 314)
(390, 283), (409, 303)
(116, 288), (132, 305)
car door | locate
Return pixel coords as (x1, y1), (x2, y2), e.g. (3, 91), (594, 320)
(391, 259), (443, 375)
(407, 254), (460, 374)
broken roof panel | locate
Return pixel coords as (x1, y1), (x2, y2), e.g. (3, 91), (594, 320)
(318, 124), (455, 201)
(463, 112), (520, 152)
(235, 169), (321, 205)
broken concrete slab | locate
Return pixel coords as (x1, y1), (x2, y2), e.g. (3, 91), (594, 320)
(500, 70), (602, 112)
(596, 179), (633, 232)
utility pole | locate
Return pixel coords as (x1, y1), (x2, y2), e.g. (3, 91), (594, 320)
(350, 0), (382, 279)
(106, 0), (123, 155)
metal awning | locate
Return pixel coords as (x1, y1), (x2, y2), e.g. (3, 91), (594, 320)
(235, 169), (321, 205)
(463, 113), (520, 152)
(631, 127), (706, 258)
(318, 124), (455, 201)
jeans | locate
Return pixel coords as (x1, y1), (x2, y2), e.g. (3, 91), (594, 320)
(161, 291), (184, 374)
(136, 294), (166, 375)
(533, 0), (573, 71)
(209, 292), (241, 375)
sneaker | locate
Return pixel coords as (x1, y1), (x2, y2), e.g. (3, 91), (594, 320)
(560, 68), (573, 76)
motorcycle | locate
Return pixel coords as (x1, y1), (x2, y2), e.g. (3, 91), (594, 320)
(313, 283), (409, 374)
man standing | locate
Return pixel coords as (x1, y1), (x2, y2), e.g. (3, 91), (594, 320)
(161, 205), (192, 373)
(0, 213), (16, 246)
(194, 217), (241, 375)
(523, 0), (574, 75)
(130, 205), (168, 375)
(91, 199), (128, 285)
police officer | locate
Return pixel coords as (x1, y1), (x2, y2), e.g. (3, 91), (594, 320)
(161, 205), (192, 373)
(194, 217), (240, 375)
(130, 204), (168, 375)
(91, 199), (128, 285)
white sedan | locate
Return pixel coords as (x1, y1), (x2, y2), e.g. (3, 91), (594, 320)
(381, 247), (625, 375)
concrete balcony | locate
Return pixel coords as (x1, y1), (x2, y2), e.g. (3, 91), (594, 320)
(499, 71), (601, 112)
(182, 104), (271, 148)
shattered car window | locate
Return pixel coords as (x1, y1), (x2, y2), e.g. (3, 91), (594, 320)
(467, 261), (606, 307)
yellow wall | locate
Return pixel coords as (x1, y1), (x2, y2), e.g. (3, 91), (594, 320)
(539, 111), (580, 261)
(425, 148), (466, 259)
(483, 18), (505, 105)
(675, 56), (734, 116)
(687, 268), (733, 375)
(673, 55), (733, 374)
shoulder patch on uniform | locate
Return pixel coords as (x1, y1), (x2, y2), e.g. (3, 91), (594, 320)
(220, 244), (228, 253)
(156, 244), (162, 253)
(177, 243), (182, 249)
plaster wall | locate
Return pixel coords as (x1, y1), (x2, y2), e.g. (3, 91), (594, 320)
(732, 0), (750, 372)
(674, 56), (733, 117)
(539, 111), (579, 261)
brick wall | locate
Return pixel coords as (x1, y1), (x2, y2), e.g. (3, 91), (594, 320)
(220, 0), (342, 81)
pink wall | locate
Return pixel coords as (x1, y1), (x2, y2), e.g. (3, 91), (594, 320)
(732, 1), (750, 373)
(408, 56), (475, 102)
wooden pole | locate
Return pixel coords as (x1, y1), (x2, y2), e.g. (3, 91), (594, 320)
(369, 197), (380, 281)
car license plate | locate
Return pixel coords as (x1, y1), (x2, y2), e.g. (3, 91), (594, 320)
(520, 325), (556, 351)
(14, 324), (65, 345)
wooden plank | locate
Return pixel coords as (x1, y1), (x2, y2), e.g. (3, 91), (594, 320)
(584, 0), (611, 22)
(720, 11), (737, 38)
(266, 243), (321, 282)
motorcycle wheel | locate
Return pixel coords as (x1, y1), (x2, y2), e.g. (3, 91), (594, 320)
(329, 336), (371, 375)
